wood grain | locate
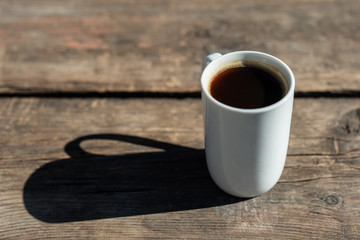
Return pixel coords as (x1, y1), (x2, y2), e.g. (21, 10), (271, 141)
(1, 98), (359, 239)
(1, 0), (360, 94)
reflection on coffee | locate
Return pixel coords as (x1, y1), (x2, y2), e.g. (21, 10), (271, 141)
(210, 61), (288, 109)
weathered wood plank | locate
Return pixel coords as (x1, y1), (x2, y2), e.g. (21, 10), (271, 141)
(0, 0), (359, 94)
(1, 98), (360, 239)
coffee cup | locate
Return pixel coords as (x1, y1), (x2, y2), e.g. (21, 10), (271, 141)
(201, 51), (295, 198)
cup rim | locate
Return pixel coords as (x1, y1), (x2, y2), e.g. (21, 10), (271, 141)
(201, 51), (295, 114)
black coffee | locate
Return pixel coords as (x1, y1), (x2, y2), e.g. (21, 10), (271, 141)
(210, 62), (287, 109)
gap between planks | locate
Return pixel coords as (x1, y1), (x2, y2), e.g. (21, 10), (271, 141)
(0, 90), (360, 99)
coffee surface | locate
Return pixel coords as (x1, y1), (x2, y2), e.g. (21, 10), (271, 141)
(210, 63), (286, 109)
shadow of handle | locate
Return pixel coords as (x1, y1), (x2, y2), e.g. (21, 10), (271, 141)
(64, 133), (196, 158)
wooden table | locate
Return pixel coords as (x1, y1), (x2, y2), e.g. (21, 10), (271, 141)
(1, 0), (360, 239)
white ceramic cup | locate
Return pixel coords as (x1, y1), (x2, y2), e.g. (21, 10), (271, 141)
(201, 51), (295, 198)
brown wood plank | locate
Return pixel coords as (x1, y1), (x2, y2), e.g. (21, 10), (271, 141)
(1, 0), (359, 94)
(1, 97), (360, 239)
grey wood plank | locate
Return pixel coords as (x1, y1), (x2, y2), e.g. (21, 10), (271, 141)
(0, 98), (359, 239)
(0, 0), (359, 94)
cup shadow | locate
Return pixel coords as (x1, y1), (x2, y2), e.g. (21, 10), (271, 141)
(23, 134), (243, 223)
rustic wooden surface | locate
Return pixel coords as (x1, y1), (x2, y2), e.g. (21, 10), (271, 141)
(1, 0), (360, 239)
(1, 0), (360, 94)
(1, 98), (360, 239)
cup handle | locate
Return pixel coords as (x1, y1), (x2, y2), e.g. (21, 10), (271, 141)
(202, 53), (222, 71)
